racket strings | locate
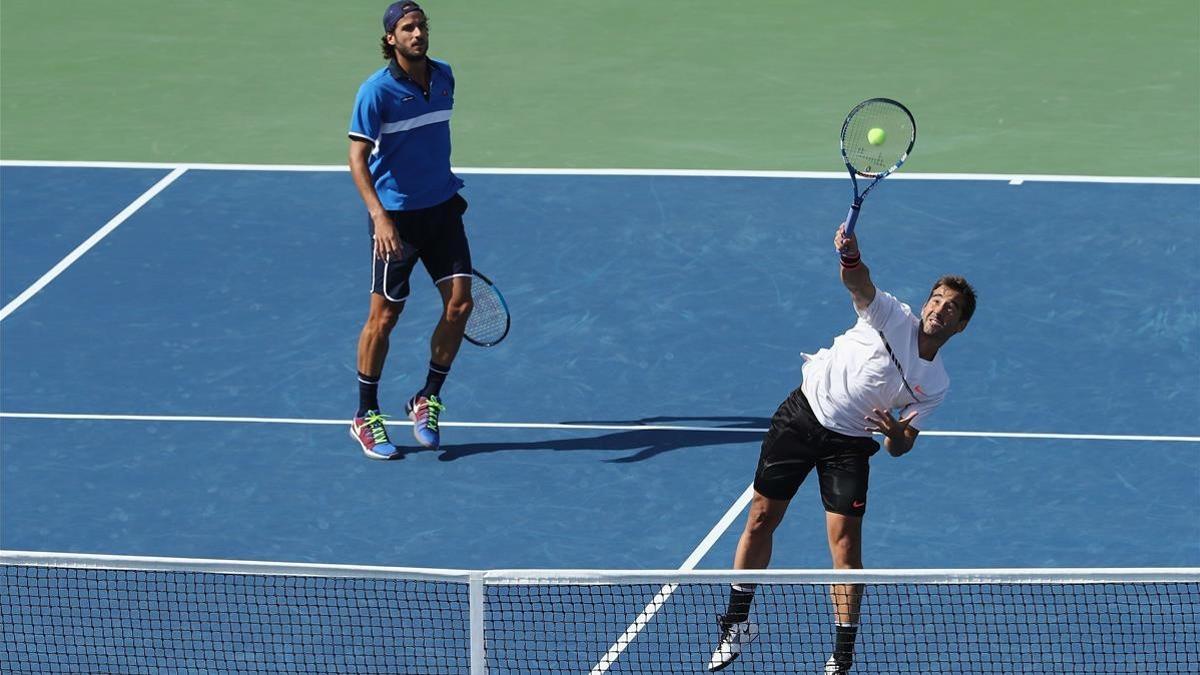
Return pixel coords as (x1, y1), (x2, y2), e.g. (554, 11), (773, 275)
(842, 101), (915, 177)
(466, 283), (509, 345)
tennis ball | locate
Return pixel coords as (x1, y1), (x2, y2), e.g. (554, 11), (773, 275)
(867, 128), (886, 146)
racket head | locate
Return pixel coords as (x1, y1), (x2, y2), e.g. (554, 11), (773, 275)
(840, 98), (916, 178)
(464, 269), (510, 347)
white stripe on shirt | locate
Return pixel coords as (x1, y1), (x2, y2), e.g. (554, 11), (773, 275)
(381, 110), (453, 135)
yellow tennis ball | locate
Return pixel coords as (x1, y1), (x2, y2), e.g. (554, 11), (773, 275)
(867, 128), (886, 145)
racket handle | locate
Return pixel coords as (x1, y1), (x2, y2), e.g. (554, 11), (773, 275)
(844, 203), (861, 236)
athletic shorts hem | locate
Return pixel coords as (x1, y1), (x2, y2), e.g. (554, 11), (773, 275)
(434, 272), (473, 286)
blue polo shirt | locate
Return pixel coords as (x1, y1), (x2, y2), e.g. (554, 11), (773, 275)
(348, 58), (464, 211)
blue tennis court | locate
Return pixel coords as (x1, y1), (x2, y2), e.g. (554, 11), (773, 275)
(2, 163), (1198, 575)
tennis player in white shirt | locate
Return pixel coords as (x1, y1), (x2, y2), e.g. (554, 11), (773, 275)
(709, 223), (977, 674)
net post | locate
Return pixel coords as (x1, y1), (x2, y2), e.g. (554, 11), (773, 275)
(469, 571), (487, 675)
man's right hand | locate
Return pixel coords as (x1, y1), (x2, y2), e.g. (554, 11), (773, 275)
(372, 213), (403, 261)
(835, 223), (859, 257)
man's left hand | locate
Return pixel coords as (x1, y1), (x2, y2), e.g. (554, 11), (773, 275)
(865, 408), (918, 456)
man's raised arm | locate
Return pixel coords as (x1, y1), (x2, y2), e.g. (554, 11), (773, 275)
(835, 223), (876, 312)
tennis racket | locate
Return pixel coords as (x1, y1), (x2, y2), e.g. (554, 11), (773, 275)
(840, 98), (916, 235)
(464, 269), (510, 347)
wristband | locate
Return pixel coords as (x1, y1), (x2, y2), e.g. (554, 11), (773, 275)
(839, 251), (861, 269)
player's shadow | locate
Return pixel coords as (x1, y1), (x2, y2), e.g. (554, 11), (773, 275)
(432, 415), (769, 463)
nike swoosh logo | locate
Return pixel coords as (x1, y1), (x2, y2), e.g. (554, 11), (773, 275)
(852, 500), (865, 508)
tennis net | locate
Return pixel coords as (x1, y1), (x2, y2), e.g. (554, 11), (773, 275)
(3, 551), (1197, 673)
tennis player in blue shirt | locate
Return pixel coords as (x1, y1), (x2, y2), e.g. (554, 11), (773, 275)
(348, 1), (473, 460)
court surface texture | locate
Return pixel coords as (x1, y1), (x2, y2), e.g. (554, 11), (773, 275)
(3, 163), (1197, 571)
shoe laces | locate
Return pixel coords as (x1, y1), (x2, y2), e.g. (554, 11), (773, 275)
(421, 396), (445, 431)
(362, 411), (391, 443)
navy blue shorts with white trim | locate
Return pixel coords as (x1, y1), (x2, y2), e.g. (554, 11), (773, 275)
(369, 193), (472, 302)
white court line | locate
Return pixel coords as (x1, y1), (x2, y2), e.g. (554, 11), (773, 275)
(0, 168), (188, 323)
(0, 412), (1197, 443)
(1, 159), (1198, 184)
(588, 484), (756, 674)
(678, 484), (758, 571)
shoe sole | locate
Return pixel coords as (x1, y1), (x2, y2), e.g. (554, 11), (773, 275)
(350, 425), (400, 460)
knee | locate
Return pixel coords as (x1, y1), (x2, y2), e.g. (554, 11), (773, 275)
(444, 297), (473, 324)
(367, 303), (403, 332)
(828, 534), (862, 569)
(745, 506), (782, 538)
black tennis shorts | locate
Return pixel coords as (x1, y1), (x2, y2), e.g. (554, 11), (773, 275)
(753, 388), (881, 517)
(369, 193), (472, 302)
